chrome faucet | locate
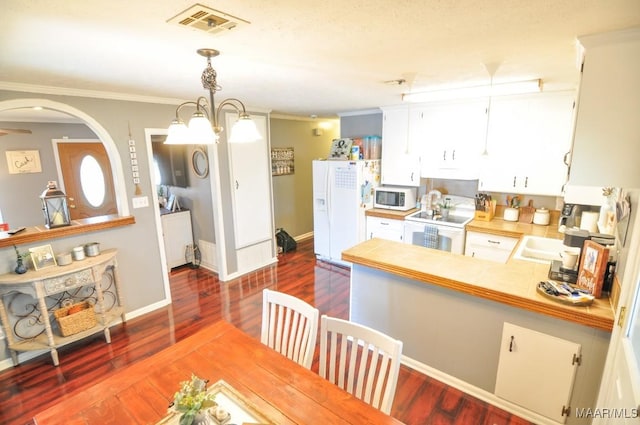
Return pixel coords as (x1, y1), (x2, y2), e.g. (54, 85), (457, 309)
(425, 190), (442, 215)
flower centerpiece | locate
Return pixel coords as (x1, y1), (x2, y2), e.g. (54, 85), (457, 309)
(172, 374), (218, 425)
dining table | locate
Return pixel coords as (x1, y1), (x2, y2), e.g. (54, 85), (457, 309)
(32, 320), (405, 424)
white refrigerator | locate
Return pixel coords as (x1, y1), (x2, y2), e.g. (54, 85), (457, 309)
(312, 159), (380, 266)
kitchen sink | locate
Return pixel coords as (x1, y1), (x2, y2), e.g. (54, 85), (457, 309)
(512, 235), (564, 263)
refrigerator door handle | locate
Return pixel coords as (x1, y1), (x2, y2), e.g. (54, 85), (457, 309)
(326, 165), (333, 217)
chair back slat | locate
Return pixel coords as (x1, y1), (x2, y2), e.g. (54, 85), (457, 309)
(261, 289), (319, 369)
(319, 315), (403, 415)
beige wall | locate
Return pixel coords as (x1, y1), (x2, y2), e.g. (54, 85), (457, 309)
(270, 117), (339, 238)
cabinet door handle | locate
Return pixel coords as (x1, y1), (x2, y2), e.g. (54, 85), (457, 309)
(509, 335), (515, 352)
(452, 149), (456, 161)
(235, 180), (239, 189)
(443, 150), (447, 161)
(380, 222), (389, 226)
(563, 151), (571, 166)
(411, 172), (414, 182)
(487, 240), (501, 245)
(513, 176), (516, 187)
(524, 176), (528, 188)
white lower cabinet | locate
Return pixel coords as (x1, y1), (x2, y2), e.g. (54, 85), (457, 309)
(161, 210), (194, 269)
(366, 216), (404, 242)
(464, 231), (518, 263)
(495, 322), (581, 423)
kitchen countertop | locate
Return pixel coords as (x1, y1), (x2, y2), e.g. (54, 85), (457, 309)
(467, 218), (564, 240)
(342, 238), (615, 331)
(365, 208), (418, 219)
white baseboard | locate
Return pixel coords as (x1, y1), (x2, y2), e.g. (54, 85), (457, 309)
(198, 239), (217, 272)
(295, 231), (313, 241)
(401, 355), (560, 425)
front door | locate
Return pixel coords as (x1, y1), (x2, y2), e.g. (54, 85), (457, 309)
(55, 140), (117, 220)
(595, 209), (640, 424)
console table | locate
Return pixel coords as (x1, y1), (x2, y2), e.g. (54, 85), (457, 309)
(0, 248), (125, 366)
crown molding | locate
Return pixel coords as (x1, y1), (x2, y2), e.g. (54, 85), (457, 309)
(0, 81), (273, 115)
(0, 81), (186, 105)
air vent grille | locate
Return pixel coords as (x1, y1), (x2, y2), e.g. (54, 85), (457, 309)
(168, 3), (249, 35)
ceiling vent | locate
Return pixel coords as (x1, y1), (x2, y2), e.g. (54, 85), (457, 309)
(167, 3), (249, 35)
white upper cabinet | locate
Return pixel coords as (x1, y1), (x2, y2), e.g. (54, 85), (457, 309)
(412, 99), (489, 179)
(570, 28), (640, 187)
(478, 92), (575, 196)
(380, 106), (421, 186)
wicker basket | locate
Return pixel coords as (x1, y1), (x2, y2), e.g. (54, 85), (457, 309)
(54, 301), (96, 337)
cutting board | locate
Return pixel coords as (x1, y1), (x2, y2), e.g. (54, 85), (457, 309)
(519, 200), (535, 223)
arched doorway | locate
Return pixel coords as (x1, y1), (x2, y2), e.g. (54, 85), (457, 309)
(0, 98), (130, 220)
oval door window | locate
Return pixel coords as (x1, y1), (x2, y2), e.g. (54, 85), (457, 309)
(80, 154), (106, 207)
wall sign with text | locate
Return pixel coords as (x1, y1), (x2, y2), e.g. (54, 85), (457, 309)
(5, 150), (42, 174)
(271, 147), (294, 176)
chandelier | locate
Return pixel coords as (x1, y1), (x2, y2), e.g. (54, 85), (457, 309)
(166, 48), (261, 145)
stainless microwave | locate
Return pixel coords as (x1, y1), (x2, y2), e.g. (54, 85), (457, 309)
(374, 187), (417, 211)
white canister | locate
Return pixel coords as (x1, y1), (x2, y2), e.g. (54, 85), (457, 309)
(56, 252), (73, 266)
(533, 208), (550, 226)
(503, 207), (519, 222)
(72, 246), (85, 261)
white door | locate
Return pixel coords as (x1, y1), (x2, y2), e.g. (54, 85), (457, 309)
(595, 208), (640, 424)
(227, 114), (272, 248)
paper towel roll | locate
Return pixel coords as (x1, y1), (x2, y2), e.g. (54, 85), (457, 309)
(580, 211), (599, 233)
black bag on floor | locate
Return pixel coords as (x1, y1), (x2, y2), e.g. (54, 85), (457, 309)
(276, 228), (297, 253)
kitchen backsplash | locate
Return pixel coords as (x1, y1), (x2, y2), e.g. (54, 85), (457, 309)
(420, 178), (563, 212)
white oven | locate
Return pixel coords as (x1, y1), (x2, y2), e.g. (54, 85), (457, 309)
(403, 219), (467, 254)
(403, 195), (475, 255)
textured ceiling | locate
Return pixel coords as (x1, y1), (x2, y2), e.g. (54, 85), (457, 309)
(0, 0), (639, 119)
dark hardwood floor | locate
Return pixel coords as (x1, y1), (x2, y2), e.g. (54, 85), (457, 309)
(0, 238), (532, 425)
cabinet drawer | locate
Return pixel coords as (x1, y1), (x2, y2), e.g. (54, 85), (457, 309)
(366, 216), (404, 242)
(44, 269), (93, 295)
(465, 231), (518, 252)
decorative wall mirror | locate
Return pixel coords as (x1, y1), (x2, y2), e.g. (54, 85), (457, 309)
(191, 147), (209, 179)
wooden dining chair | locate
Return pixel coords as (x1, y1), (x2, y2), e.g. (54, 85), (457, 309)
(261, 289), (319, 369)
(319, 315), (403, 415)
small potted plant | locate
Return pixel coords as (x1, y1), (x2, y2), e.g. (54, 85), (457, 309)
(13, 245), (28, 274)
(172, 374), (218, 425)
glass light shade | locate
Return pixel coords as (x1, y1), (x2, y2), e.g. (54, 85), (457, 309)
(228, 114), (261, 143)
(165, 119), (190, 145)
(188, 112), (216, 145)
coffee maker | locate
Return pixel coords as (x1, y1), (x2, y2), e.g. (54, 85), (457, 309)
(549, 228), (589, 283)
(558, 203), (601, 231)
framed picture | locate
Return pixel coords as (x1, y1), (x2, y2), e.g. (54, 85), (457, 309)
(29, 244), (57, 270)
(328, 138), (352, 159)
(5, 150), (42, 174)
(166, 194), (176, 211)
(576, 240), (609, 298)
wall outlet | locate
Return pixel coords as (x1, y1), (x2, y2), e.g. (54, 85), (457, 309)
(132, 196), (149, 209)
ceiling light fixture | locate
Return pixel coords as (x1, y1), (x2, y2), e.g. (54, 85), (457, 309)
(402, 79), (542, 103)
(165, 48), (261, 145)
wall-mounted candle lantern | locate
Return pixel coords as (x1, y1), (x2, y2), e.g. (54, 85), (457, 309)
(40, 181), (71, 229)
